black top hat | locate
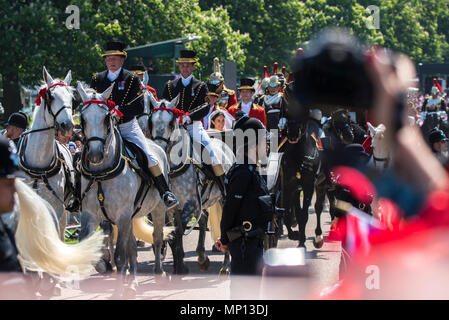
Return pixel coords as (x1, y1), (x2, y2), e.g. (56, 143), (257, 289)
(7, 112), (28, 130)
(238, 78), (256, 91)
(176, 50), (198, 63)
(429, 128), (448, 144)
(206, 81), (220, 96)
(129, 65), (145, 75)
(102, 41), (127, 57)
(0, 136), (20, 178)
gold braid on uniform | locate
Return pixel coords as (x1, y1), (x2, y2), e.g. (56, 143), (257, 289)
(189, 83), (204, 110)
(121, 74), (135, 107)
(167, 80), (173, 100)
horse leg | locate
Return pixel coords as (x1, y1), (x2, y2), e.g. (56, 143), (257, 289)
(327, 189), (337, 221)
(123, 226), (138, 298)
(299, 179), (314, 248)
(196, 213), (210, 272)
(314, 182), (326, 249)
(168, 208), (189, 275)
(294, 187), (307, 248)
(219, 251), (231, 277)
(151, 208), (167, 277)
(284, 185), (300, 241)
(58, 208), (67, 241)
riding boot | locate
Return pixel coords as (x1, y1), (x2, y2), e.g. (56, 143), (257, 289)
(149, 164), (179, 209)
(211, 164), (226, 197)
(66, 169), (81, 213)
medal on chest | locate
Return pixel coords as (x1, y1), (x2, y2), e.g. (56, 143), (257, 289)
(118, 81), (125, 91)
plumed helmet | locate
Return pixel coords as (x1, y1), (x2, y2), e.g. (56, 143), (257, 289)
(209, 57), (224, 84)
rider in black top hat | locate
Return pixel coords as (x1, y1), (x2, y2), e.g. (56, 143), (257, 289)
(0, 136), (23, 272)
(89, 40), (178, 209)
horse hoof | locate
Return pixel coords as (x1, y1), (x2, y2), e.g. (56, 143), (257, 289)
(218, 268), (230, 278)
(288, 231), (300, 241)
(313, 236), (324, 249)
(297, 243), (306, 249)
(198, 257), (210, 272)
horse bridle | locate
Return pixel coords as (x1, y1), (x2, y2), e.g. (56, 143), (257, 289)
(80, 99), (114, 146)
(22, 82), (72, 137)
(149, 106), (180, 145)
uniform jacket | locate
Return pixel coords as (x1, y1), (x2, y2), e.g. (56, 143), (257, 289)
(228, 102), (267, 128)
(90, 68), (144, 124)
(220, 163), (271, 245)
(162, 77), (208, 114)
(0, 218), (22, 272)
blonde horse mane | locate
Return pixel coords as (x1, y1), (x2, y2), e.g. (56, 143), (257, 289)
(14, 179), (104, 280)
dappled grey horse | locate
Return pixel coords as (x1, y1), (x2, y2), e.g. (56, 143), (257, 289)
(17, 67), (76, 240)
(145, 92), (235, 275)
(76, 82), (172, 291)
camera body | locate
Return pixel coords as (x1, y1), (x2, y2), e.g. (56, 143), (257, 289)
(293, 28), (375, 111)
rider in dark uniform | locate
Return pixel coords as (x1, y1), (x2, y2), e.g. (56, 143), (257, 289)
(90, 40), (178, 209)
(0, 136), (23, 273)
(215, 116), (273, 276)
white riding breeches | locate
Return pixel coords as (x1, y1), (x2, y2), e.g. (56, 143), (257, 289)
(118, 118), (158, 167)
(186, 121), (220, 166)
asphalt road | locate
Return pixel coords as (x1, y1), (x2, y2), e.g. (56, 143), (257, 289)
(51, 200), (341, 300)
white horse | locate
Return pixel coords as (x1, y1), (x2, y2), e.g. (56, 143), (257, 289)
(146, 93), (235, 275)
(137, 71), (152, 137)
(76, 82), (172, 287)
(17, 67), (76, 240)
(367, 122), (390, 170)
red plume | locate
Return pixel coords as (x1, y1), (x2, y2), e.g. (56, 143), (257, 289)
(287, 72), (294, 83)
(263, 65), (269, 78)
(282, 66), (287, 77)
(272, 62), (279, 77)
(296, 48), (305, 57)
(433, 78), (443, 93)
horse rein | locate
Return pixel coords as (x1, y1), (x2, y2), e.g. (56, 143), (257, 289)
(80, 99), (119, 146)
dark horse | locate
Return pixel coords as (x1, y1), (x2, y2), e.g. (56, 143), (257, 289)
(421, 111), (449, 145)
(279, 117), (323, 248)
(313, 110), (356, 234)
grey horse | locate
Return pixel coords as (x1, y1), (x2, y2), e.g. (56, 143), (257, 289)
(76, 82), (172, 292)
(145, 92), (235, 275)
(17, 67), (76, 240)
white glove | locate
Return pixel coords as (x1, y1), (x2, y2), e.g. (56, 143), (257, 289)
(181, 115), (191, 125)
(278, 117), (287, 130)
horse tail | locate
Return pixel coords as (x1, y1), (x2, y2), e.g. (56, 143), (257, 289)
(14, 179), (104, 279)
(132, 217), (173, 244)
(207, 202), (222, 242)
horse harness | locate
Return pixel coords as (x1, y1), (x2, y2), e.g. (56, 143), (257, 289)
(79, 99), (154, 224)
(17, 82), (75, 204)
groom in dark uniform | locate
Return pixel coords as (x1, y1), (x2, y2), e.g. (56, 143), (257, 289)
(162, 50), (208, 113)
(90, 40), (178, 209)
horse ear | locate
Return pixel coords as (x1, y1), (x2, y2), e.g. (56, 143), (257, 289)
(143, 71), (149, 87)
(43, 66), (54, 86)
(63, 70), (72, 86)
(367, 122), (376, 137)
(101, 84), (114, 101)
(148, 91), (160, 109)
(168, 94), (179, 110)
(76, 82), (89, 103)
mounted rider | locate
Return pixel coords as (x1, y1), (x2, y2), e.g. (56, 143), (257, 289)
(255, 63), (287, 131)
(162, 50), (227, 194)
(129, 64), (158, 101)
(90, 41), (178, 209)
(422, 79), (446, 112)
(209, 57), (238, 109)
(228, 78), (267, 127)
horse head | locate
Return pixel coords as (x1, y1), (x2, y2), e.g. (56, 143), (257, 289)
(39, 66), (75, 136)
(148, 94), (180, 151)
(368, 122), (389, 164)
(138, 71), (151, 136)
(77, 82), (115, 164)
